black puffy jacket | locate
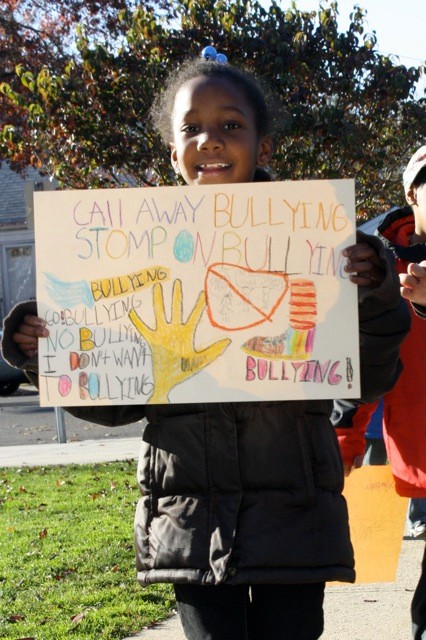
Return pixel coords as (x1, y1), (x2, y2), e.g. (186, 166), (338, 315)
(1, 233), (410, 586)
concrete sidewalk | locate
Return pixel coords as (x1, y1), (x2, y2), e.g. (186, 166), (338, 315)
(1, 437), (424, 640)
(125, 538), (424, 640)
(0, 436), (142, 467)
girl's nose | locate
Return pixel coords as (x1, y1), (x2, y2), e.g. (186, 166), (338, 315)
(197, 129), (224, 151)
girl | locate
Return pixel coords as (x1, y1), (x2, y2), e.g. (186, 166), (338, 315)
(1, 52), (410, 640)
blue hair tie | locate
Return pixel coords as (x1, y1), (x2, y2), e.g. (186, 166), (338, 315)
(201, 46), (228, 64)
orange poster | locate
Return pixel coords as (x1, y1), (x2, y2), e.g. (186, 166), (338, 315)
(342, 465), (408, 584)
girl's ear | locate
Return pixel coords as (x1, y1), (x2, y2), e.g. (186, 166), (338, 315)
(406, 186), (417, 206)
(170, 144), (179, 173)
(257, 135), (273, 167)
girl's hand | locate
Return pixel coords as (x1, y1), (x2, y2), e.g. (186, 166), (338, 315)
(343, 242), (385, 288)
(12, 315), (49, 358)
(399, 261), (426, 306)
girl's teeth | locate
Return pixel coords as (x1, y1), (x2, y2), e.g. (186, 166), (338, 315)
(200, 163), (228, 168)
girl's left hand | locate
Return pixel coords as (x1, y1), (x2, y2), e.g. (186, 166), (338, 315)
(342, 242), (385, 288)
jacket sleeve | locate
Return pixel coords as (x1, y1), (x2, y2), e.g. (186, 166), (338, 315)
(1, 300), (39, 372)
(1, 300), (147, 427)
(331, 232), (411, 463)
(333, 400), (379, 466)
(355, 231), (410, 402)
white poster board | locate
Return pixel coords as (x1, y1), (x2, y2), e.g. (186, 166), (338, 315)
(34, 179), (359, 406)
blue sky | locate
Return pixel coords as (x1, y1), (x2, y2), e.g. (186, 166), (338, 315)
(290, 0), (425, 67)
(261, 1), (425, 94)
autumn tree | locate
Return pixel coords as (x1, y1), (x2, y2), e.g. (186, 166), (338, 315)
(0, 0), (174, 168)
(1, 0), (425, 219)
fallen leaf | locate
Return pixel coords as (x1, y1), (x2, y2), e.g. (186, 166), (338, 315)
(52, 567), (77, 580)
(39, 528), (48, 539)
(71, 611), (85, 624)
(9, 614), (25, 622)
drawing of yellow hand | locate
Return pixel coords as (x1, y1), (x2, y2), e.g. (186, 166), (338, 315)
(128, 279), (231, 404)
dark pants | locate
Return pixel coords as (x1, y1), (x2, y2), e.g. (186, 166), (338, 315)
(362, 437), (387, 465)
(412, 544), (426, 640)
(174, 582), (325, 640)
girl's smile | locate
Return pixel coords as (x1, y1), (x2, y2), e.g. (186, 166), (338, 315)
(170, 76), (272, 186)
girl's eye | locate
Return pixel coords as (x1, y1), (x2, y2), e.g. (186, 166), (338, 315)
(181, 124), (198, 133)
(224, 122), (241, 130)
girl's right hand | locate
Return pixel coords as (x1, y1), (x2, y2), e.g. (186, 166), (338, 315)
(12, 315), (49, 358)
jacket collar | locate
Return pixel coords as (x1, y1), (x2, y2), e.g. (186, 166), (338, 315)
(375, 205), (426, 262)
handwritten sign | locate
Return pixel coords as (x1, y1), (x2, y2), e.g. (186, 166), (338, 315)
(34, 179), (359, 406)
(342, 466), (408, 584)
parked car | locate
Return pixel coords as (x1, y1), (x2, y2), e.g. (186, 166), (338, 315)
(0, 329), (28, 396)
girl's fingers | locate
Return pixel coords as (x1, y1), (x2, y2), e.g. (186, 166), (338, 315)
(345, 260), (385, 287)
(11, 315), (49, 356)
(14, 316), (49, 339)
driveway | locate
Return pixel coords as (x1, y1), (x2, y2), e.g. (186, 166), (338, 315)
(0, 384), (144, 446)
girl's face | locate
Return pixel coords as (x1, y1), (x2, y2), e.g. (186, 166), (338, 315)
(170, 76), (272, 186)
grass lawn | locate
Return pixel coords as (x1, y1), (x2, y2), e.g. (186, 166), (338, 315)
(0, 462), (175, 639)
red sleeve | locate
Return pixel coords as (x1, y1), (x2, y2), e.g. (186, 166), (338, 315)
(336, 400), (380, 466)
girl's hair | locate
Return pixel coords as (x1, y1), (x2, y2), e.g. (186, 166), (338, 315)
(150, 58), (274, 145)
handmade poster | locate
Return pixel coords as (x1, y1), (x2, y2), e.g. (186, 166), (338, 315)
(341, 466), (408, 584)
(34, 179), (359, 406)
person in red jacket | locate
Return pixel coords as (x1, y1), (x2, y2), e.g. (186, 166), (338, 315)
(333, 146), (426, 640)
(400, 252), (426, 640)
